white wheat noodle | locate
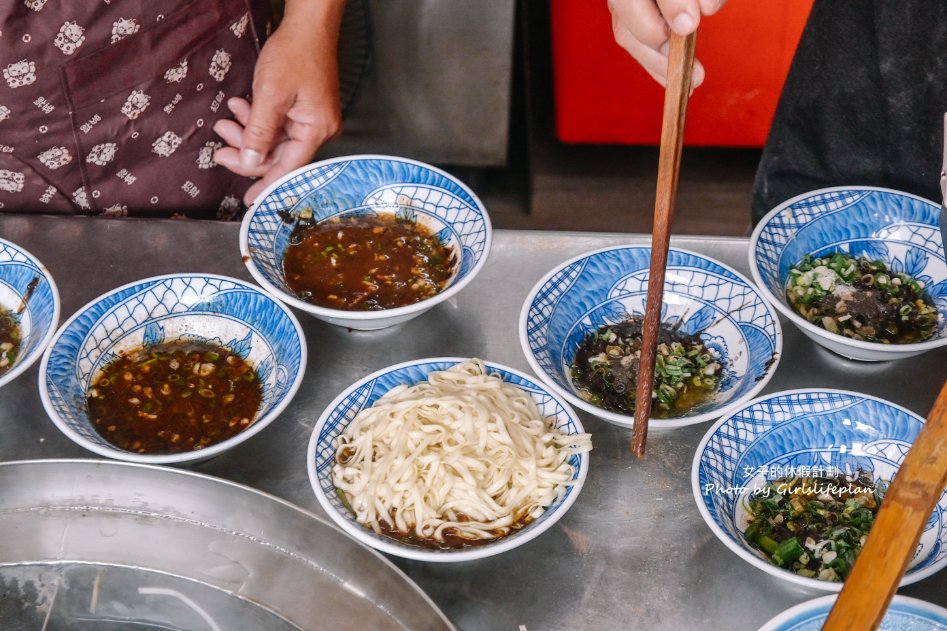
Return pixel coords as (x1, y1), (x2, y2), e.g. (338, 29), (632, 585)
(332, 359), (592, 543)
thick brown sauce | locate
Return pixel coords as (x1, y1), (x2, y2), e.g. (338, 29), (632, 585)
(376, 514), (534, 550)
(333, 474), (534, 550)
(283, 214), (455, 311)
(86, 341), (262, 455)
(0, 308), (21, 377)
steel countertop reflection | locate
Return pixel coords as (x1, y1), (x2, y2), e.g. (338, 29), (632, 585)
(0, 214), (945, 631)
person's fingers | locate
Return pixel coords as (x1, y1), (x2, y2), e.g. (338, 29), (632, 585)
(276, 136), (323, 173)
(213, 147), (258, 176)
(608, 0), (669, 53)
(690, 58), (705, 91)
(226, 97), (252, 126)
(243, 179), (269, 207)
(213, 145), (275, 177)
(242, 163), (288, 205)
(240, 75), (293, 170)
(213, 111), (289, 152)
(613, 20), (672, 86)
(613, 25), (706, 90)
(239, 136), (320, 205)
(698, 0), (727, 16)
(214, 107), (338, 194)
(609, 0), (716, 90)
(654, 0), (702, 35)
(238, 113), (342, 205)
(215, 132), (305, 203)
(212, 119), (245, 149)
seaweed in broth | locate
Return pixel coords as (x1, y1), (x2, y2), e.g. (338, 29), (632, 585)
(571, 316), (722, 417)
(0, 308), (21, 377)
(744, 470), (883, 581)
(785, 252), (938, 343)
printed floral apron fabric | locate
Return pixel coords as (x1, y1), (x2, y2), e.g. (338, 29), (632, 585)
(0, 0), (261, 219)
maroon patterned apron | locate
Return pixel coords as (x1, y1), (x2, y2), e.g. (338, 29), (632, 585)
(0, 0), (262, 219)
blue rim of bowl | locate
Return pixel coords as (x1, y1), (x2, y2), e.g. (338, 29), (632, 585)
(239, 154), (493, 322)
(0, 237), (61, 390)
(758, 594), (947, 631)
(690, 387), (946, 592)
(517, 243), (784, 430)
(748, 185), (947, 356)
(38, 273), (307, 465)
(306, 356), (589, 563)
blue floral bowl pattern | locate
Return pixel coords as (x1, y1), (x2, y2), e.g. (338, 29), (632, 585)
(241, 155), (492, 330)
(307, 357), (589, 562)
(40, 274), (306, 464)
(749, 186), (947, 361)
(0, 238), (60, 389)
(519, 245), (782, 430)
(760, 595), (947, 631)
(692, 389), (947, 591)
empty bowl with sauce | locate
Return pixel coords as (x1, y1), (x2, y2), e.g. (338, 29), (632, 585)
(240, 154), (492, 331)
(0, 238), (60, 390)
(39, 273), (306, 464)
(519, 245), (783, 430)
(749, 186), (947, 361)
(692, 389), (947, 592)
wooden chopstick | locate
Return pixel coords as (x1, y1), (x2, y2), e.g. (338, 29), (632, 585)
(631, 31), (698, 458)
(822, 379), (947, 630)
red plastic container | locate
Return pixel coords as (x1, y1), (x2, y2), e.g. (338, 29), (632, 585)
(550, 0), (813, 147)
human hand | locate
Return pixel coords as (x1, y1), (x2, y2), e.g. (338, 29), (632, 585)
(213, 7), (343, 206)
(608, 0), (727, 88)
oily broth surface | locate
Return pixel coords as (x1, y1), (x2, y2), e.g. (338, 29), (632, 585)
(283, 214), (456, 311)
(86, 341), (262, 455)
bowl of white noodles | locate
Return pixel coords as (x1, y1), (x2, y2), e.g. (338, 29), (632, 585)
(307, 357), (593, 562)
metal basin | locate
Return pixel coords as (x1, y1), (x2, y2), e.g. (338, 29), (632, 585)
(0, 460), (454, 630)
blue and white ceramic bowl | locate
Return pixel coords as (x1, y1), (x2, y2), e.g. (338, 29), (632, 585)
(749, 186), (947, 361)
(0, 238), (59, 390)
(241, 155), (492, 330)
(519, 245), (783, 430)
(692, 389), (947, 592)
(307, 357), (589, 562)
(39, 274), (306, 465)
(760, 595), (947, 631)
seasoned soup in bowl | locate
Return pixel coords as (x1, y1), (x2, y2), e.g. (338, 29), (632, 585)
(40, 274), (305, 465)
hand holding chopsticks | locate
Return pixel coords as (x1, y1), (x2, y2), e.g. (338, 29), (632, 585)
(631, 31), (698, 458)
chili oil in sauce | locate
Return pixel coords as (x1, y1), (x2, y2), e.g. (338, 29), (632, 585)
(283, 213), (455, 311)
(86, 341), (262, 455)
(0, 308), (21, 377)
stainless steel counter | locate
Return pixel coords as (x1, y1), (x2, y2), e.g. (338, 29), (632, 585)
(1, 214), (945, 630)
